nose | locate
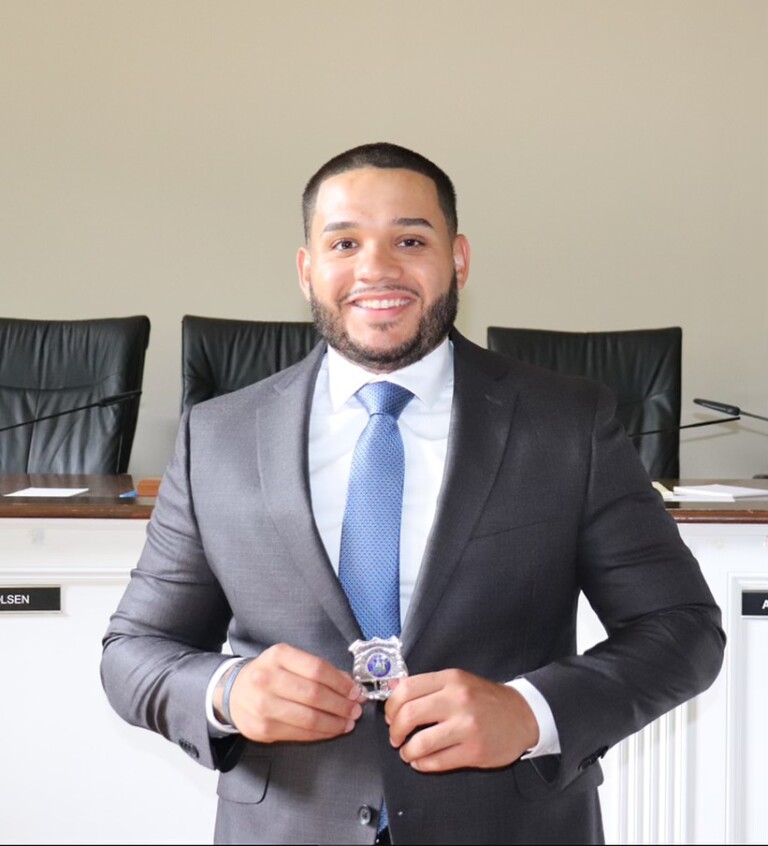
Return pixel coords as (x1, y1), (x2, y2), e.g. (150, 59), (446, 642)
(355, 241), (402, 285)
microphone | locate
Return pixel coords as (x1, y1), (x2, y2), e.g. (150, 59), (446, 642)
(694, 398), (768, 424)
(630, 415), (740, 438)
(0, 390), (142, 433)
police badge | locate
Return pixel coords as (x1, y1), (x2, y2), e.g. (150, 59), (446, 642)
(349, 636), (408, 700)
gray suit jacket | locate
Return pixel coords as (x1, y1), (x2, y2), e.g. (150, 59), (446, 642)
(101, 331), (725, 845)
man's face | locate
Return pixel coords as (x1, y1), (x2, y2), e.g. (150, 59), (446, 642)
(297, 167), (470, 373)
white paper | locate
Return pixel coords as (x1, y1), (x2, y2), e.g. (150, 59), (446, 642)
(664, 493), (736, 502)
(651, 482), (716, 501)
(3, 487), (89, 498)
(672, 484), (768, 500)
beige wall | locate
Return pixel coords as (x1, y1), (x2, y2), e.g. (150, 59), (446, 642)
(1, 0), (766, 480)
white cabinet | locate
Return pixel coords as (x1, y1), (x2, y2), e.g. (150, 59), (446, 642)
(0, 518), (218, 845)
(585, 521), (768, 845)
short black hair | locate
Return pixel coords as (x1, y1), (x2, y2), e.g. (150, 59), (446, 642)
(302, 142), (458, 241)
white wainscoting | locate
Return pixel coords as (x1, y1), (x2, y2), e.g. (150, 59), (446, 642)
(2, 516), (766, 844)
(582, 521), (768, 845)
(0, 518), (218, 845)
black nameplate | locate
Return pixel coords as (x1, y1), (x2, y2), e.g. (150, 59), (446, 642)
(0, 586), (61, 612)
(742, 591), (768, 617)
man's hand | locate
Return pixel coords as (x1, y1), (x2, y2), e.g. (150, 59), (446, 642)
(385, 669), (539, 772)
(217, 644), (365, 743)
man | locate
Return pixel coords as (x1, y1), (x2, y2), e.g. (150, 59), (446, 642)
(101, 142), (725, 845)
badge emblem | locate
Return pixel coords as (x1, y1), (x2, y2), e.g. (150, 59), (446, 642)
(349, 636), (408, 700)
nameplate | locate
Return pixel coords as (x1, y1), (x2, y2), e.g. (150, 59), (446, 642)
(741, 591), (768, 617)
(0, 586), (61, 612)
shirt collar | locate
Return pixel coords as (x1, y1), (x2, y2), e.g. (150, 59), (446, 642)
(326, 338), (453, 412)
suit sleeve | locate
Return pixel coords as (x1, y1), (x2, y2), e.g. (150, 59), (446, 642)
(522, 384), (726, 792)
(100, 409), (243, 771)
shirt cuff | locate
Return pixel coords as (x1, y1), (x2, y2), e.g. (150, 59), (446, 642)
(206, 656), (243, 735)
(506, 677), (561, 758)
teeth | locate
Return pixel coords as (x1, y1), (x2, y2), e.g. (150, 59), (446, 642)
(356, 298), (409, 309)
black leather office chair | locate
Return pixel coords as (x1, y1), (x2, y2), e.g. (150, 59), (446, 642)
(0, 315), (151, 474)
(181, 315), (320, 413)
(486, 326), (683, 479)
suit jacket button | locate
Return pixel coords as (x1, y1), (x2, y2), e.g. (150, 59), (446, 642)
(578, 746), (609, 771)
(357, 805), (373, 826)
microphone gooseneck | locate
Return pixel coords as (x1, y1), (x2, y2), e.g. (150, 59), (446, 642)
(633, 395), (768, 438)
(0, 390), (142, 433)
(631, 416), (740, 438)
(97, 390), (143, 407)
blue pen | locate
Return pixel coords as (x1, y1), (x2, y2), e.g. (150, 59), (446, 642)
(119, 490), (138, 498)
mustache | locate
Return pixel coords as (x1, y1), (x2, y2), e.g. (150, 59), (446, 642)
(340, 284), (421, 304)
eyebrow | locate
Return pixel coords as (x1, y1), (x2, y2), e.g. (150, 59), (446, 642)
(393, 217), (434, 229)
(321, 217), (435, 234)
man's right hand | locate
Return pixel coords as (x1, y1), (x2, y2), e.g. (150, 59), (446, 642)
(215, 644), (365, 743)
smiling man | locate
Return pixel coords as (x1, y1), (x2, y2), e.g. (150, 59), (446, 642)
(297, 162), (468, 371)
(101, 142), (725, 845)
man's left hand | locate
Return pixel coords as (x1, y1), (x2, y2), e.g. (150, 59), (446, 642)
(385, 669), (539, 772)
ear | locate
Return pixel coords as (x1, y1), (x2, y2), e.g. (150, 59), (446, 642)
(452, 234), (470, 290)
(297, 247), (312, 301)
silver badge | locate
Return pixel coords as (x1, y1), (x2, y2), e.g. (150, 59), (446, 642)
(349, 636), (408, 700)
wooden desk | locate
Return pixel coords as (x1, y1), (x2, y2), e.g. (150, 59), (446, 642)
(1, 477), (766, 845)
(0, 473), (154, 518)
(660, 477), (768, 525)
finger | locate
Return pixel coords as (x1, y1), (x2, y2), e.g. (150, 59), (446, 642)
(385, 671), (446, 723)
(405, 744), (472, 773)
(401, 719), (523, 773)
(387, 693), (450, 748)
(397, 719), (458, 764)
(387, 672), (465, 746)
(249, 656), (360, 718)
(229, 645), (365, 742)
(268, 670), (365, 720)
(267, 643), (363, 700)
(398, 718), (500, 773)
(243, 694), (360, 741)
(234, 671), (363, 743)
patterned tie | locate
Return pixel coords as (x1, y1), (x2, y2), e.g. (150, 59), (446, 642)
(339, 382), (413, 835)
(339, 381), (414, 641)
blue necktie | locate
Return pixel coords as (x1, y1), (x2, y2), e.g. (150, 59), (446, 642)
(339, 381), (414, 641)
(338, 381), (413, 835)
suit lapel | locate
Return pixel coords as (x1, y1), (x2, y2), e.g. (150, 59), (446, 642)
(402, 334), (518, 654)
(255, 344), (361, 646)
(255, 333), (519, 654)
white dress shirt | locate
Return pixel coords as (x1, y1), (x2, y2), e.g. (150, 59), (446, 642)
(309, 340), (452, 622)
(207, 338), (560, 757)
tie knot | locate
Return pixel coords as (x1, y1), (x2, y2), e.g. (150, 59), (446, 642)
(356, 381), (413, 420)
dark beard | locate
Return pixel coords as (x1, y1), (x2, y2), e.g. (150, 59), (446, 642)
(309, 275), (459, 373)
